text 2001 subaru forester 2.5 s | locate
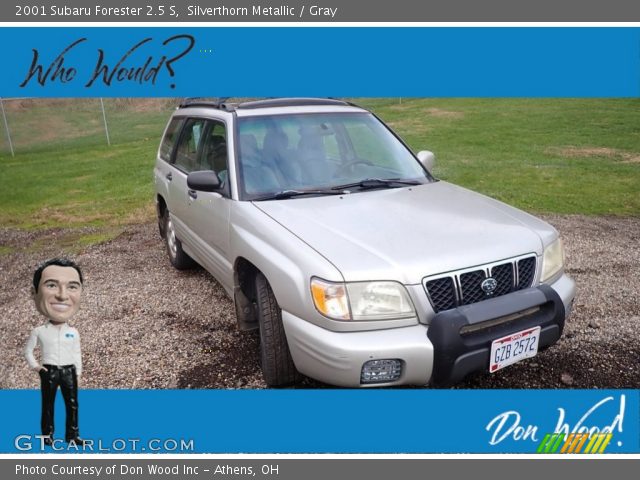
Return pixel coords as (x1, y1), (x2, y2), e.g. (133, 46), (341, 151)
(154, 98), (576, 387)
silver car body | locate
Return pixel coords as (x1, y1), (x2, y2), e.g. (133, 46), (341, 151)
(154, 99), (576, 387)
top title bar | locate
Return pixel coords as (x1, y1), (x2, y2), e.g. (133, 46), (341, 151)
(5, 0), (640, 23)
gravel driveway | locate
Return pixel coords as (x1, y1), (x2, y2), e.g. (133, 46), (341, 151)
(1, 215), (638, 389)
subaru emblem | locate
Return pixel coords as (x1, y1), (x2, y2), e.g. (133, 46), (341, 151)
(481, 277), (498, 295)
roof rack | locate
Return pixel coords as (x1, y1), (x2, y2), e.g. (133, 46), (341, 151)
(178, 97), (232, 110)
(177, 97), (359, 112)
(237, 98), (352, 110)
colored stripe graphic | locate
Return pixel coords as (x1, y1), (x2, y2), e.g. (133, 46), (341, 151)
(538, 433), (613, 454)
(537, 433), (565, 453)
(560, 433), (588, 453)
(584, 433), (613, 454)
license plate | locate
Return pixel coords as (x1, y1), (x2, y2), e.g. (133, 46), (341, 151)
(489, 326), (540, 373)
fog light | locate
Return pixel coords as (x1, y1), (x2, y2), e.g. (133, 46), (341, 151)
(361, 359), (403, 384)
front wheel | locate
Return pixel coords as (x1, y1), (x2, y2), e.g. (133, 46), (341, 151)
(255, 273), (301, 386)
(162, 209), (195, 270)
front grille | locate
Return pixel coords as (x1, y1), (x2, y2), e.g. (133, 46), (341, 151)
(460, 270), (486, 305)
(516, 257), (536, 291)
(492, 263), (515, 297)
(425, 277), (456, 312)
(423, 255), (537, 313)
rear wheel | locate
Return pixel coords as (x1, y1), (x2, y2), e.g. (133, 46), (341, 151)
(163, 209), (195, 270)
(254, 273), (301, 386)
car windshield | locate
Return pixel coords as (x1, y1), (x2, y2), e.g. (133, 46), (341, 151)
(236, 112), (432, 199)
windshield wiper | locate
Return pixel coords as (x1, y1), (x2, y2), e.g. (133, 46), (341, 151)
(331, 178), (423, 191)
(252, 189), (347, 201)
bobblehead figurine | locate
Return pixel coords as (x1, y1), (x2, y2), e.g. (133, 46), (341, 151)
(24, 258), (86, 446)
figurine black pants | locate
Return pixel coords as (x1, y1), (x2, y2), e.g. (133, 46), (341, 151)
(39, 364), (79, 441)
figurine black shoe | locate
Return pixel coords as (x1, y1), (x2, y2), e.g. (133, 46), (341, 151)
(43, 436), (53, 446)
(66, 437), (87, 446)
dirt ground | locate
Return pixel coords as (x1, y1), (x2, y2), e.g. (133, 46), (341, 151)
(1, 215), (638, 390)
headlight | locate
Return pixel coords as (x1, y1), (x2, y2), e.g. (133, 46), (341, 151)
(540, 238), (565, 283)
(311, 278), (416, 321)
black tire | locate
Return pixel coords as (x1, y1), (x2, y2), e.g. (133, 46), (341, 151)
(162, 209), (195, 270)
(255, 273), (301, 386)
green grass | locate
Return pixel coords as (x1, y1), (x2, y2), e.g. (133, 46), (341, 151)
(0, 99), (169, 230)
(353, 98), (640, 216)
(0, 139), (158, 228)
(0, 98), (176, 154)
(24, 229), (124, 255)
(1, 99), (639, 238)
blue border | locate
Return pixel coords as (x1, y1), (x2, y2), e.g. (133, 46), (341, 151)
(2, 390), (638, 453)
(1, 27), (639, 97)
(2, 26), (639, 456)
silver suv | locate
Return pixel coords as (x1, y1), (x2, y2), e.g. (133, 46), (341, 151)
(154, 98), (576, 387)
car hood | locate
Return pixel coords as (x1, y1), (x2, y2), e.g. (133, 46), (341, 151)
(252, 181), (557, 284)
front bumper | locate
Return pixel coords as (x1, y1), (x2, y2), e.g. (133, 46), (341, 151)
(427, 284), (564, 386)
(282, 273), (575, 387)
(282, 313), (434, 387)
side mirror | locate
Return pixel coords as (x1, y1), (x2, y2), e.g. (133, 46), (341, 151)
(417, 150), (436, 172)
(187, 170), (221, 192)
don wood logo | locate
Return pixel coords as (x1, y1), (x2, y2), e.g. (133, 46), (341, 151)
(485, 394), (626, 453)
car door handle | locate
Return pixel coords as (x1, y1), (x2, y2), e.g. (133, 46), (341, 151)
(188, 189), (198, 200)
(165, 172), (173, 181)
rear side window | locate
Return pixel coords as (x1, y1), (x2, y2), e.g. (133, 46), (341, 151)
(159, 117), (184, 162)
(174, 118), (207, 173)
(201, 121), (228, 176)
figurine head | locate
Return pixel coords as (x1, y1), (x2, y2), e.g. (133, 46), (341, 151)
(32, 258), (84, 324)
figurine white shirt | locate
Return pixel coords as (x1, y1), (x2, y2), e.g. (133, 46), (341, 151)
(24, 322), (82, 377)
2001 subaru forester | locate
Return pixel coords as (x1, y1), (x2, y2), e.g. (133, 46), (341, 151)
(153, 98), (576, 387)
